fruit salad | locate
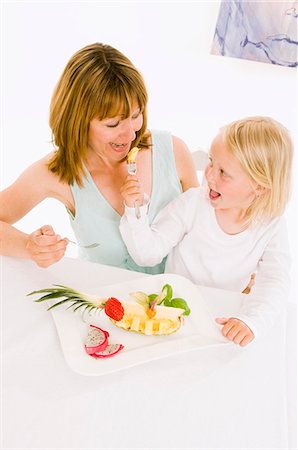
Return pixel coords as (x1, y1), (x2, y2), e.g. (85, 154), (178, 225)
(28, 283), (190, 337)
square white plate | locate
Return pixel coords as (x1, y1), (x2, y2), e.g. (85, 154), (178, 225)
(50, 273), (227, 376)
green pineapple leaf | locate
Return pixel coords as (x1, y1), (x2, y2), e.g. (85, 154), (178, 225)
(27, 284), (102, 313)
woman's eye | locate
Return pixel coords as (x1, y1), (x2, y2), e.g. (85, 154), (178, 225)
(106, 122), (119, 128)
(132, 111), (141, 119)
(220, 169), (227, 177)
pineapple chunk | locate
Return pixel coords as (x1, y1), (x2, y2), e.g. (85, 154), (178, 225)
(130, 316), (141, 332)
(144, 320), (153, 335)
(158, 320), (172, 335)
(110, 301), (184, 335)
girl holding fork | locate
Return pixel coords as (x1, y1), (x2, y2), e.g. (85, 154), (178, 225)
(120, 116), (293, 345)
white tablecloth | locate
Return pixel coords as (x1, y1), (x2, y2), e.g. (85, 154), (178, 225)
(2, 256), (296, 449)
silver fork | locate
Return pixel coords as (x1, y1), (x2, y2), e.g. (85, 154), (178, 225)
(67, 239), (99, 249)
(127, 161), (141, 219)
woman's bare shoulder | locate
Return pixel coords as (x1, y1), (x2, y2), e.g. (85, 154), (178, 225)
(0, 153), (61, 223)
(172, 135), (199, 191)
(36, 153), (74, 207)
(20, 152), (55, 178)
(4, 152), (73, 207)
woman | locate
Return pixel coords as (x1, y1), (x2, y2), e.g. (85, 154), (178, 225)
(0, 43), (198, 272)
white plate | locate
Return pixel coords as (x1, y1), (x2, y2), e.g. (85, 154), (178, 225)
(50, 273), (227, 376)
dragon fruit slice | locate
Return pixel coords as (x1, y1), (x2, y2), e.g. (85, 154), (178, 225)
(85, 325), (109, 355)
(92, 343), (124, 358)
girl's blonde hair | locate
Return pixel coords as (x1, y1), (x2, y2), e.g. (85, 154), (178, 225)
(222, 116), (293, 225)
(48, 43), (149, 186)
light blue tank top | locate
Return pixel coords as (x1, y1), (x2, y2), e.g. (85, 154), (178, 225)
(68, 129), (182, 274)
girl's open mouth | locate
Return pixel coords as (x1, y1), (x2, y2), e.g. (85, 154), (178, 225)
(209, 189), (221, 200)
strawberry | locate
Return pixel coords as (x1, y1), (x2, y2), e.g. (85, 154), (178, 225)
(104, 297), (124, 321)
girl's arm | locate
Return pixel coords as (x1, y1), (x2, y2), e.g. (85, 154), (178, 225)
(233, 218), (292, 338)
(120, 179), (197, 267)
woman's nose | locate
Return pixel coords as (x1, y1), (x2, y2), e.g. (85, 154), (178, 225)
(121, 120), (136, 142)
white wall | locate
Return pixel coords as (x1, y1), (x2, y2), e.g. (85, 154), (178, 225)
(2, 1), (297, 301)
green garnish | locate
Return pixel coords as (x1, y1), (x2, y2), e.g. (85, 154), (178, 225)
(129, 284), (191, 315)
(164, 297), (191, 316)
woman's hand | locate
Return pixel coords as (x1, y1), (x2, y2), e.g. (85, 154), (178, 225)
(120, 174), (144, 208)
(215, 317), (254, 347)
(26, 225), (68, 268)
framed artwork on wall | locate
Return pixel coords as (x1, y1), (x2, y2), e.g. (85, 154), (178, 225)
(211, 0), (297, 67)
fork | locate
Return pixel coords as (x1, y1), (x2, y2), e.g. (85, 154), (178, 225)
(67, 239), (100, 249)
(127, 161), (141, 219)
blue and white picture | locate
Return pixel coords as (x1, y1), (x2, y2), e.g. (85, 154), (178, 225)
(211, 1), (297, 67)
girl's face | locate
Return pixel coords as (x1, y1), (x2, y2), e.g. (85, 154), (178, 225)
(88, 105), (143, 162)
(205, 133), (257, 213)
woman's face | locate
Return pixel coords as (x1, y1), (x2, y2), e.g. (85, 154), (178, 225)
(205, 133), (257, 213)
(88, 105), (143, 162)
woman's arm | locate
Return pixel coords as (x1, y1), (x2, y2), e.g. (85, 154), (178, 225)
(172, 135), (199, 191)
(0, 157), (68, 266)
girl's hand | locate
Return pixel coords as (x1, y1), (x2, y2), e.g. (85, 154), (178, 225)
(215, 317), (254, 347)
(242, 273), (256, 294)
(26, 224), (68, 268)
(120, 174), (144, 208)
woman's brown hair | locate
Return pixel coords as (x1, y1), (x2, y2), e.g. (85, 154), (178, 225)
(48, 43), (149, 186)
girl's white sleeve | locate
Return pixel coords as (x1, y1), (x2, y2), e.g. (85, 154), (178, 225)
(119, 190), (196, 267)
(234, 218), (292, 338)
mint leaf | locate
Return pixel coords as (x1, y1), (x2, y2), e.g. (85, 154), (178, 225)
(161, 284), (173, 302)
(169, 298), (191, 316)
(163, 298), (172, 307)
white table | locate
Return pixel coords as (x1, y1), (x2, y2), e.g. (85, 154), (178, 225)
(2, 256), (296, 449)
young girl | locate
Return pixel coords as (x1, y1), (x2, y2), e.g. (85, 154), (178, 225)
(120, 116), (293, 346)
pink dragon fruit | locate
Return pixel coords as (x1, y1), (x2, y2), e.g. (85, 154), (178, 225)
(92, 343), (124, 358)
(84, 325), (109, 355)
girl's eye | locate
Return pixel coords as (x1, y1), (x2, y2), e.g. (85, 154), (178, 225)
(220, 169), (228, 177)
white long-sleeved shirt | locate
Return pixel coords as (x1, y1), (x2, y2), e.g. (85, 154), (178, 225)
(120, 187), (291, 338)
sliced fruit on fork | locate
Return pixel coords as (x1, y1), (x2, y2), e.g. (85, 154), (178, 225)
(127, 146), (140, 163)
